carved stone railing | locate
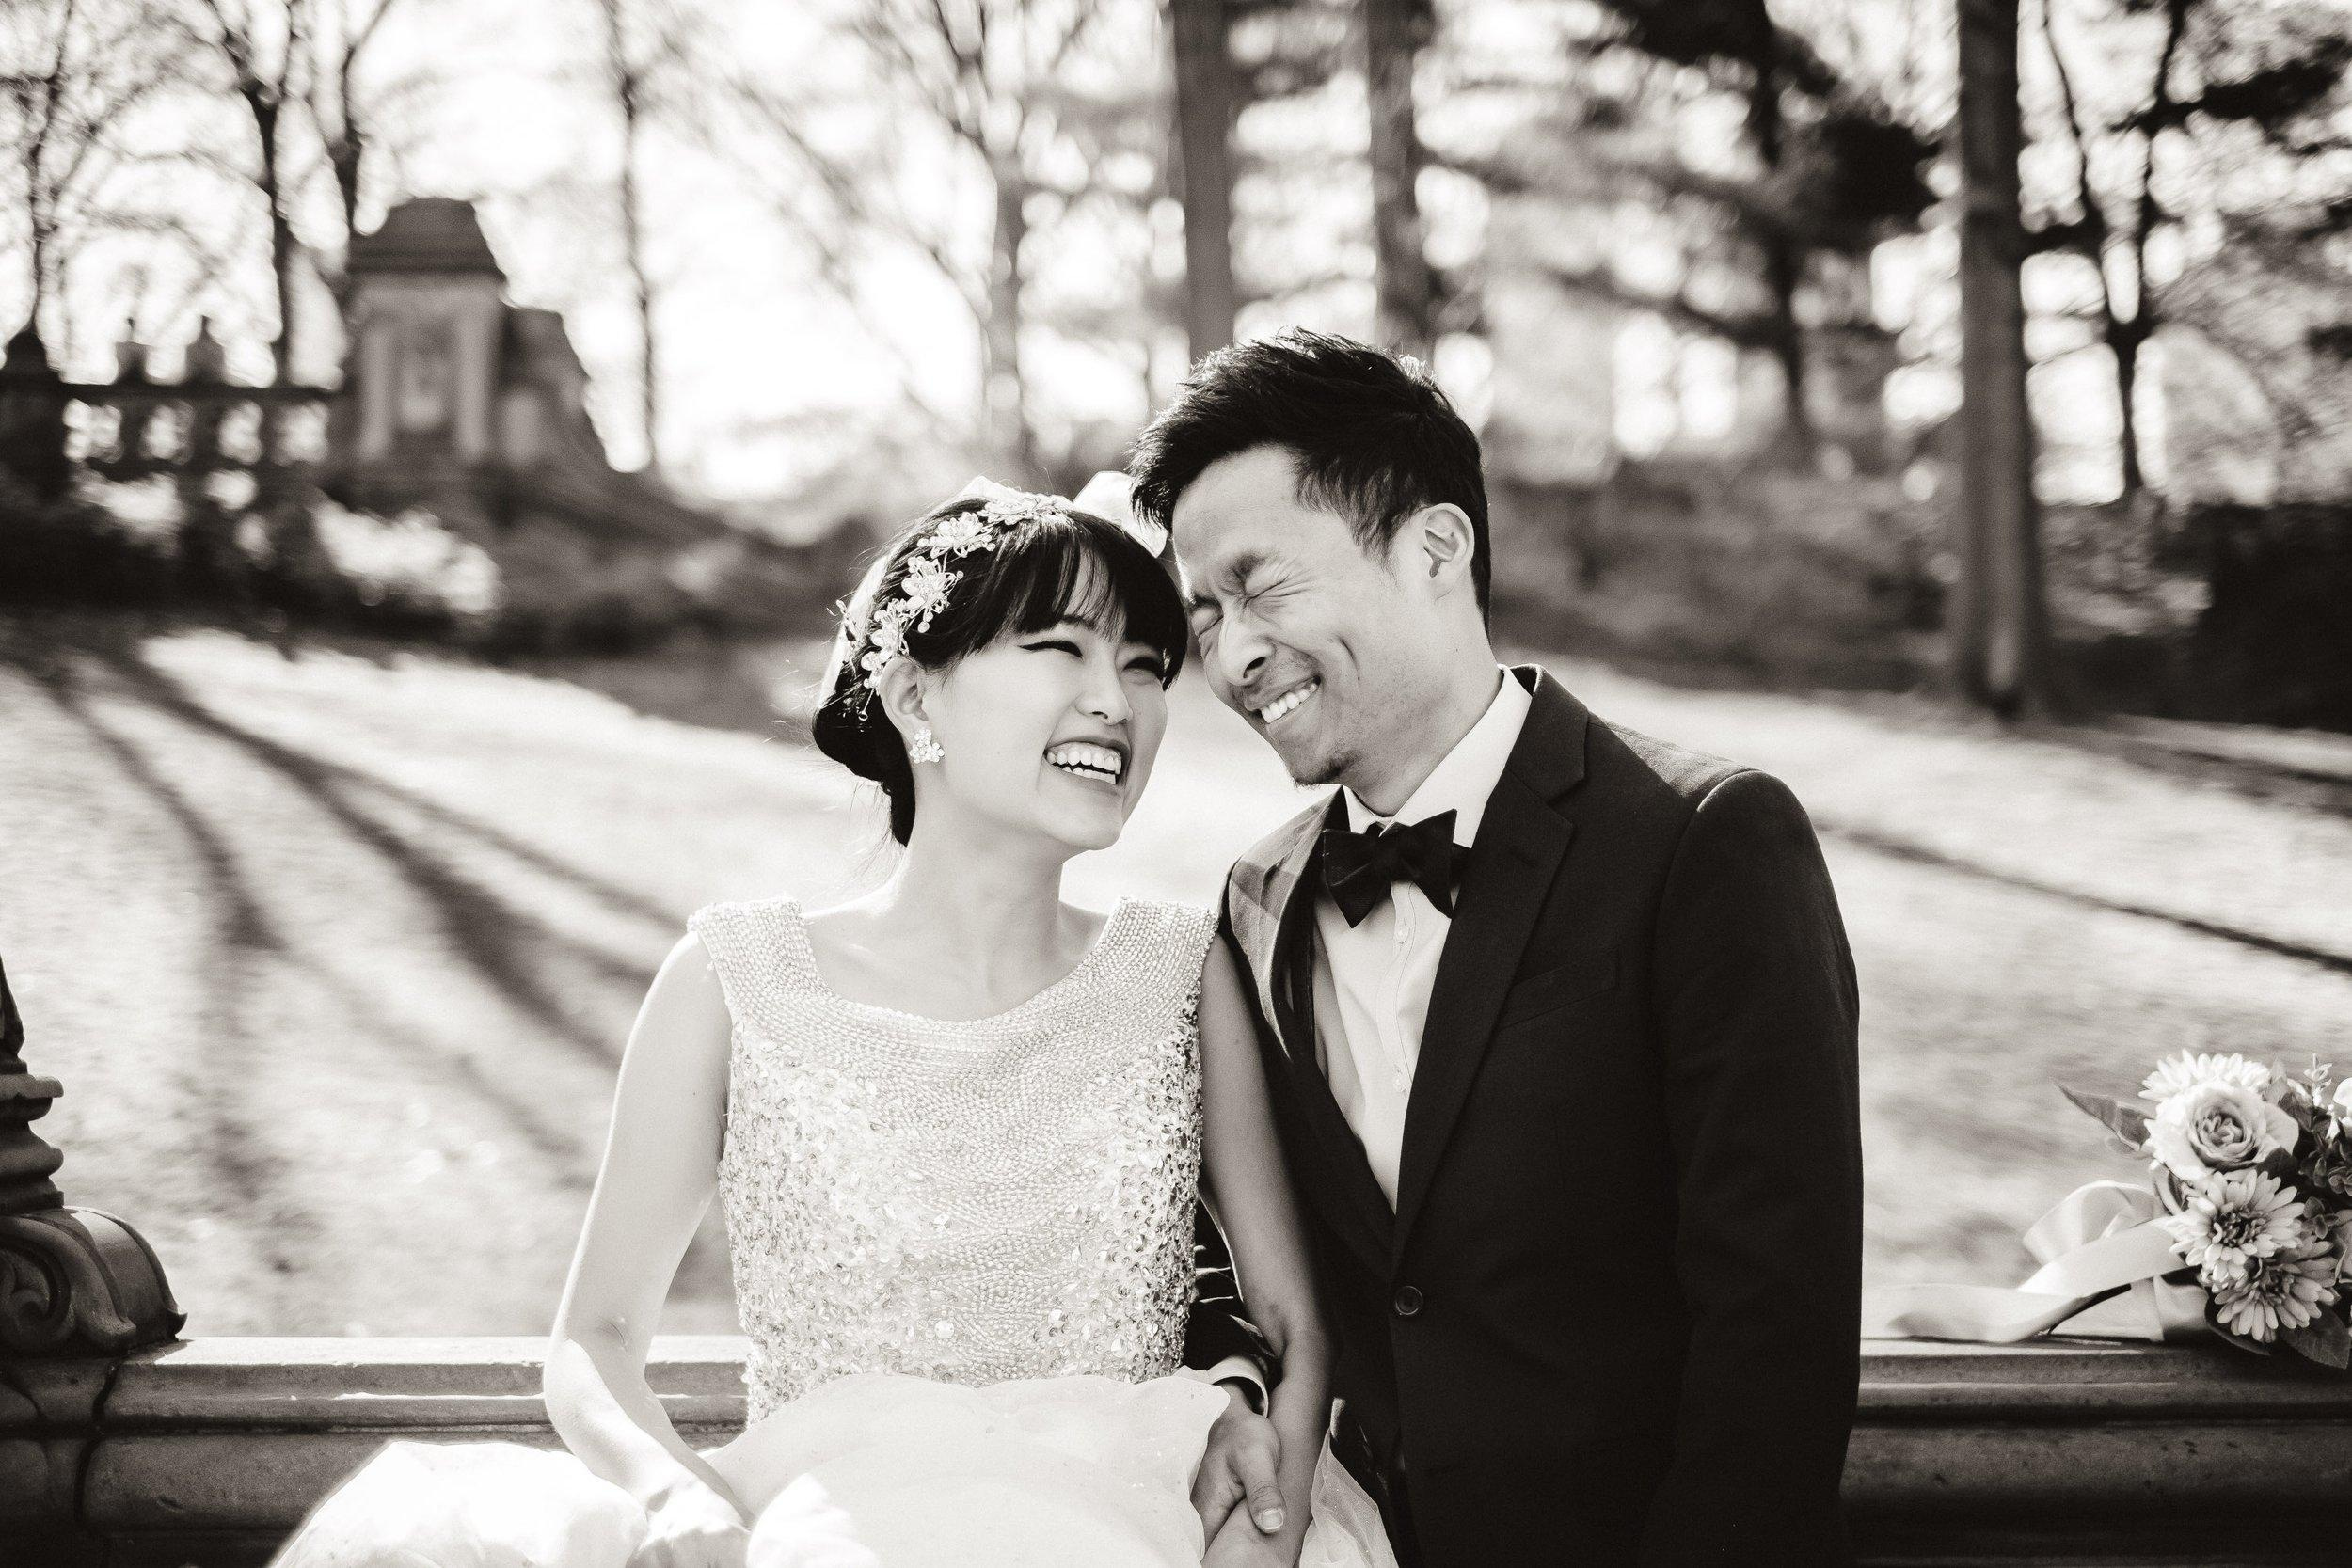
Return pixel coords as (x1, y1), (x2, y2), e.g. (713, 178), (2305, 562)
(0, 321), (330, 499)
(5, 1336), (2348, 1566)
(0, 957), (183, 1361)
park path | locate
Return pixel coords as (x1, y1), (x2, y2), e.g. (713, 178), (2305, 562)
(4, 612), (2350, 1335)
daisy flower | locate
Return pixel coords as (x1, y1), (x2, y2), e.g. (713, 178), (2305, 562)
(2140, 1052), (2271, 1106)
(2161, 1169), (2312, 1286)
(2210, 1244), (2341, 1342)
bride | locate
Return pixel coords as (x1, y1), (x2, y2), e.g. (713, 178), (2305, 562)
(273, 482), (1394, 1568)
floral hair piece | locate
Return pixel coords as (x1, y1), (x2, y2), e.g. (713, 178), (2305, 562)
(842, 478), (1073, 694)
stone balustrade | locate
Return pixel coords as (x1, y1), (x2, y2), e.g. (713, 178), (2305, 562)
(6, 1336), (2349, 1566)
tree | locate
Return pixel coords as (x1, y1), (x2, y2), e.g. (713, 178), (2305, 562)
(306, 0), (409, 279)
(1447, 0), (1938, 462)
(160, 0), (408, 381)
(713, 0), (1168, 478)
(2031, 0), (2352, 503)
(0, 0), (188, 347)
(1168, 0), (1238, 359)
(1955, 0), (2053, 715)
(588, 0), (694, 475)
(1361, 0), (1435, 356)
(178, 0), (310, 395)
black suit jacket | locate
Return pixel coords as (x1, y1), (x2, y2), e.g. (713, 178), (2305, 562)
(1219, 666), (1863, 1568)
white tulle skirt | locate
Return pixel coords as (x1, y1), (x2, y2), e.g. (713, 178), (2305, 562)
(271, 1372), (1396, 1568)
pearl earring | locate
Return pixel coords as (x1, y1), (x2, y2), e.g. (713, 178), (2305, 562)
(909, 725), (945, 765)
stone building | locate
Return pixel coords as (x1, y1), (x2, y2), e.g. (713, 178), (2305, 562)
(330, 198), (730, 640)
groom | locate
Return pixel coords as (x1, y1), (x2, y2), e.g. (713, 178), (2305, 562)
(1136, 332), (1864, 1566)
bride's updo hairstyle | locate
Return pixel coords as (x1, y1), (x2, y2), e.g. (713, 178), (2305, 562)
(812, 491), (1188, 845)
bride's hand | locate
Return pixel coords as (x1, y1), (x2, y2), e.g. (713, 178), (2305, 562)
(628, 1474), (750, 1568)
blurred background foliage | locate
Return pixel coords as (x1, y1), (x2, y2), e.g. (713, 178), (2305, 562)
(1, 0), (2349, 721)
(9, 0), (2352, 1336)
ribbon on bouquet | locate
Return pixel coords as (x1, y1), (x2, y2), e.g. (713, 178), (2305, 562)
(1863, 1180), (2210, 1344)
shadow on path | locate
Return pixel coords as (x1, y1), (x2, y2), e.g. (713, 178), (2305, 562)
(29, 666), (599, 1177)
(1821, 820), (2352, 977)
(516, 637), (825, 743)
(30, 673), (315, 1288)
(63, 641), (651, 1069)
(2023, 720), (2352, 816)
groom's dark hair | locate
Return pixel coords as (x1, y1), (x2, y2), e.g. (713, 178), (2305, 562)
(1128, 329), (1491, 616)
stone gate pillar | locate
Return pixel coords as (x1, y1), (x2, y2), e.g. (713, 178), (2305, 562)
(0, 324), (71, 500)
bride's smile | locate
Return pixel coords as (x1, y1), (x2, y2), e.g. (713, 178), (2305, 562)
(906, 610), (1170, 852)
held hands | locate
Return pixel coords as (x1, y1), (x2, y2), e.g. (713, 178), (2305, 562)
(628, 1473), (750, 1568)
(1203, 1501), (1306, 1568)
(1192, 1383), (1289, 1546)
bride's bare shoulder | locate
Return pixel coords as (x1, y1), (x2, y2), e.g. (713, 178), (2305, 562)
(642, 928), (730, 1023)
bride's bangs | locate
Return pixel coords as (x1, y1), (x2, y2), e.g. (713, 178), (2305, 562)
(959, 513), (1188, 683)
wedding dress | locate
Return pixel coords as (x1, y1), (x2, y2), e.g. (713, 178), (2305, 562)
(273, 895), (1394, 1568)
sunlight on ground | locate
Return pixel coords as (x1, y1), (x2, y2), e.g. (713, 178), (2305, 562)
(6, 614), (2351, 1335)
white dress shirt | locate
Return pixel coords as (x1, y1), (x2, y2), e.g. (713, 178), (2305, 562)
(1313, 669), (1533, 1207)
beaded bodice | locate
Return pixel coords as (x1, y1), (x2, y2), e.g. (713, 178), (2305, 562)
(687, 895), (1217, 1420)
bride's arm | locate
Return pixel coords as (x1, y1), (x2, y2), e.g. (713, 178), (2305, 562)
(1197, 938), (1330, 1561)
(544, 931), (740, 1513)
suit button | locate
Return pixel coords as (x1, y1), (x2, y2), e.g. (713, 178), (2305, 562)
(1391, 1285), (1422, 1318)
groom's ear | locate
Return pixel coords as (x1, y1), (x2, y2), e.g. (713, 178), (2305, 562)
(1410, 503), (1479, 601)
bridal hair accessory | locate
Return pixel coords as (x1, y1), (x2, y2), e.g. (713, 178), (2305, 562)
(1865, 1050), (2352, 1365)
(838, 478), (1070, 694)
(907, 724), (945, 764)
(834, 474), (1170, 700)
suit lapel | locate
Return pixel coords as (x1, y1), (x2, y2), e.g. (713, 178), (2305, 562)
(1237, 798), (1331, 1070)
(1243, 798), (1395, 1269)
(1391, 668), (1588, 1251)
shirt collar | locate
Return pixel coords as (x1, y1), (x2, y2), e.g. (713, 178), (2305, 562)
(1343, 667), (1534, 846)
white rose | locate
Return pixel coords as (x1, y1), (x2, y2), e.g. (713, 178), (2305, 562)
(2148, 1081), (2299, 1182)
(2333, 1077), (2352, 1123)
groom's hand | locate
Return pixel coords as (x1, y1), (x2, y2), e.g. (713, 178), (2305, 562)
(1192, 1383), (1286, 1540)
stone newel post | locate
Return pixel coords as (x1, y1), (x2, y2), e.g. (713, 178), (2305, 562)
(0, 958), (183, 1355)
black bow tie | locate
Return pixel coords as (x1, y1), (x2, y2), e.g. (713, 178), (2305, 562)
(1319, 810), (1470, 927)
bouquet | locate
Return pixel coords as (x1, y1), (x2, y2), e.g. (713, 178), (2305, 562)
(2063, 1051), (2352, 1365)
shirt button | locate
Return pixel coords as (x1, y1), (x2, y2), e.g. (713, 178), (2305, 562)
(1391, 1285), (1423, 1318)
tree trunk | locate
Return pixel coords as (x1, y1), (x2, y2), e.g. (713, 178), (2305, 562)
(617, 129), (659, 473)
(1362, 0), (1436, 358)
(321, 50), (365, 275)
(258, 107), (294, 385)
(2113, 326), (2146, 500)
(1761, 233), (1816, 463)
(1169, 0), (1238, 361)
(331, 141), (363, 251)
(599, 0), (660, 474)
(986, 164), (1036, 476)
(252, 90), (297, 467)
(26, 221), (52, 341)
(1952, 0), (2052, 716)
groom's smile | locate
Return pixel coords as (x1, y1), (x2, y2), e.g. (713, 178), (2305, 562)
(1251, 677), (1320, 728)
(1171, 445), (1458, 796)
